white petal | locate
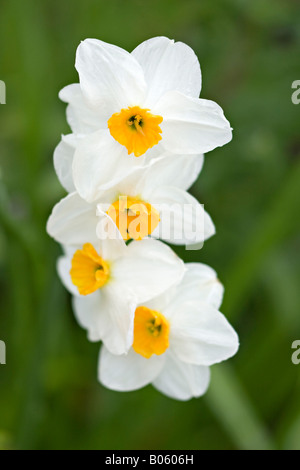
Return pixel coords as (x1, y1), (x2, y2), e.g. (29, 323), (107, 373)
(59, 84), (106, 132)
(46, 192), (98, 246)
(153, 353), (210, 400)
(150, 186), (215, 245)
(75, 39), (146, 114)
(132, 37), (201, 105)
(99, 346), (165, 392)
(73, 130), (146, 202)
(72, 291), (107, 342)
(113, 239), (185, 303)
(169, 301), (239, 366)
(61, 244), (77, 258)
(95, 166), (147, 204)
(138, 154), (204, 197)
(95, 210), (127, 261)
(142, 291), (175, 316)
(73, 283), (137, 355)
(143, 263), (223, 320)
(57, 252), (79, 296)
(155, 91), (232, 154)
(53, 134), (78, 193)
(176, 263), (224, 310)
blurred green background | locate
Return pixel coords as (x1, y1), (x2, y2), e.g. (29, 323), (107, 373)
(0, 0), (300, 450)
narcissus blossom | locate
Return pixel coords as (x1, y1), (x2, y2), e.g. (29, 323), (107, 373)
(98, 263), (239, 400)
(59, 36), (232, 201)
(57, 224), (185, 355)
(47, 154), (214, 246)
(47, 34), (238, 402)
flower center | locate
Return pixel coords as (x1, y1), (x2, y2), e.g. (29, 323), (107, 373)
(133, 306), (170, 359)
(70, 243), (110, 295)
(108, 106), (163, 157)
(106, 195), (160, 241)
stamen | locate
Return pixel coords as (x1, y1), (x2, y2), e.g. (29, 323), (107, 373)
(108, 106), (163, 157)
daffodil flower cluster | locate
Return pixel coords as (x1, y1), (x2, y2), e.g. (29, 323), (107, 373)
(47, 37), (239, 400)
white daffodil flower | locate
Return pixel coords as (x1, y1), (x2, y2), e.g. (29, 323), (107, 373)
(59, 36), (232, 201)
(98, 263), (239, 401)
(57, 222), (185, 355)
(47, 154), (214, 246)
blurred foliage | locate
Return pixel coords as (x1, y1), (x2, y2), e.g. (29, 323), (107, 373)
(0, 0), (300, 450)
